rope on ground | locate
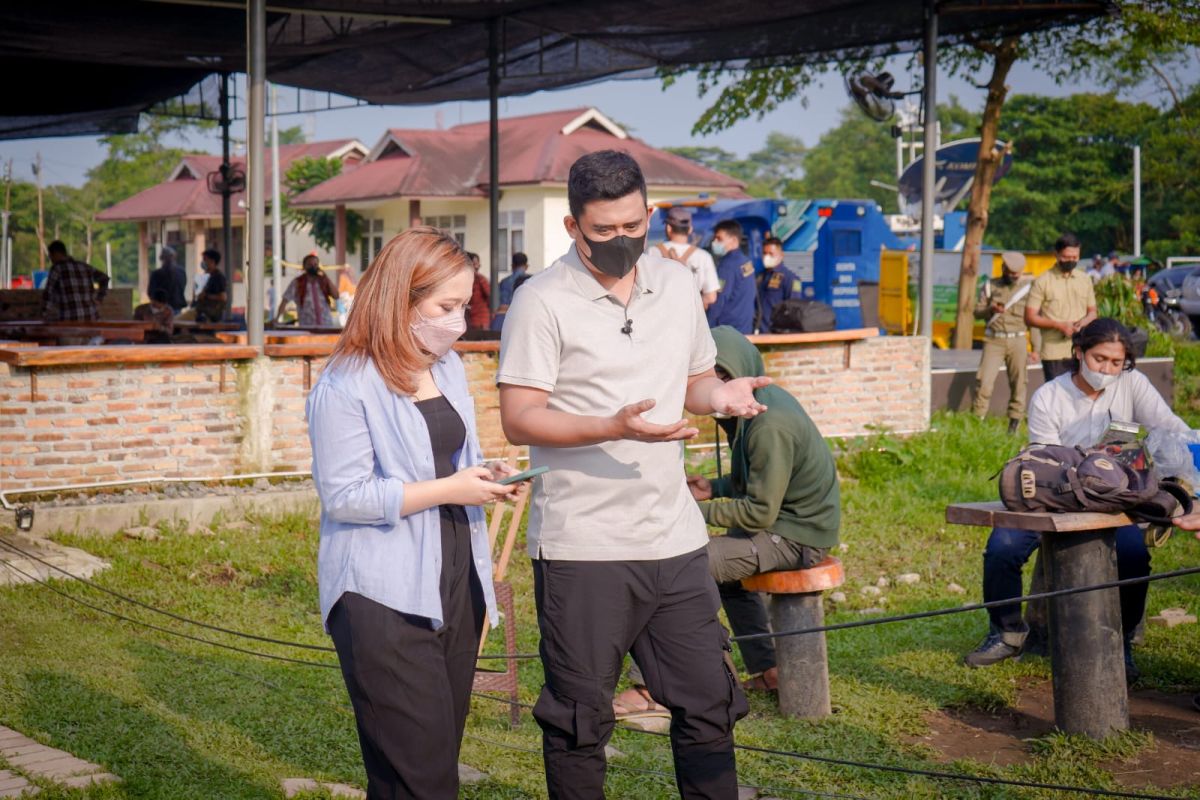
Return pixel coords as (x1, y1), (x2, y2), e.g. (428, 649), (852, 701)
(733, 565), (1200, 643)
(464, 692), (1182, 800)
(626, 728), (1180, 800)
(0, 537), (533, 661)
(461, 733), (875, 800)
(0, 556), (341, 670)
(2, 552), (1184, 800)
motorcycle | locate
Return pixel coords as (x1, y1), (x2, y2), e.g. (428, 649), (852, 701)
(1142, 285), (1193, 338)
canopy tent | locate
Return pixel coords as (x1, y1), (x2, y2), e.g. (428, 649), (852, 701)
(0, 0), (1112, 343)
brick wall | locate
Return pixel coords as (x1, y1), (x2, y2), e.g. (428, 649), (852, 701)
(1, 335), (929, 492)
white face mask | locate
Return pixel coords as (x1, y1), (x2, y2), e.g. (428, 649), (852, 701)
(763, 254), (782, 268)
(1079, 359), (1120, 392)
(711, 240), (728, 257)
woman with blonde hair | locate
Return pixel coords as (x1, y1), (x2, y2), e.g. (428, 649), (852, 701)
(307, 227), (520, 799)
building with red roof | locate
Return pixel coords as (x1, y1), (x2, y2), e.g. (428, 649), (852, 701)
(289, 107), (745, 276)
(98, 139), (368, 297)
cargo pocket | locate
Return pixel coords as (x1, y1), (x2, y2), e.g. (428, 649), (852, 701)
(532, 676), (607, 748)
(719, 629), (750, 726)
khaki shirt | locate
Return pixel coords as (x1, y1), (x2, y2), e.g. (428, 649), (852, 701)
(974, 276), (1032, 335)
(497, 245), (717, 561)
(1028, 266), (1096, 360)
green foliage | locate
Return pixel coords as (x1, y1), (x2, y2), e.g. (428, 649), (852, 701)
(1093, 274), (1143, 327)
(665, 131), (805, 197)
(282, 156), (362, 255)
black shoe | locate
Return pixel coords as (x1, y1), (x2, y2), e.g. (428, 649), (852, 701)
(1007, 419), (1020, 435)
(964, 632), (1024, 668)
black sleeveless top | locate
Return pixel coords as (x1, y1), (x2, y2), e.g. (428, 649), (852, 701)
(414, 394), (469, 526)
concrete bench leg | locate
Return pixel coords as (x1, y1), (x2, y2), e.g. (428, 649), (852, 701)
(1041, 529), (1129, 739)
(767, 591), (831, 718)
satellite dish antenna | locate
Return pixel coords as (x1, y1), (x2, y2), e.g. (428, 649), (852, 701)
(845, 72), (904, 123)
(207, 165), (246, 195)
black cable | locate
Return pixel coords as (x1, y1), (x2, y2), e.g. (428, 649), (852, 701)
(630, 729), (1180, 800)
(462, 733), (874, 800)
(0, 558), (340, 670)
(0, 537), (535, 662)
(0, 536), (337, 652)
(465, 693), (1182, 800)
(733, 564), (1200, 643)
(5, 555), (1182, 800)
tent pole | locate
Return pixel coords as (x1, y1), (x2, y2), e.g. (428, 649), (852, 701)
(488, 17), (500, 312)
(246, 0), (266, 346)
(270, 83), (283, 319)
(918, 0), (937, 340)
(220, 73), (234, 317)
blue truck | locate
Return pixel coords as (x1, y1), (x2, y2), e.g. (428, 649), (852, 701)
(648, 198), (964, 330)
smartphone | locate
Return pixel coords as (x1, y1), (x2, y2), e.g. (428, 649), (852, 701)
(496, 465), (549, 486)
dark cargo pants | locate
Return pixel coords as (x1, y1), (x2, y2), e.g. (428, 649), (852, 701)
(532, 546), (748, 800)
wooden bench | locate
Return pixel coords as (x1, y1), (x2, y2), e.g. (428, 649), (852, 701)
(946, 501), (1131, 739)
(742, 556), (845, 718)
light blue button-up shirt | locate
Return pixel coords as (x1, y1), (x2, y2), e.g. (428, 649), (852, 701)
(307, 350), (497, 630)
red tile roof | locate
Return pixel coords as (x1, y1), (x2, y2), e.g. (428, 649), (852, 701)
(97, 139), (366, 222)
(291, 108), (745, 207)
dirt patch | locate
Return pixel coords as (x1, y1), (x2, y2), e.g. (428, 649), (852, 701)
(908, 679), (1200, 790)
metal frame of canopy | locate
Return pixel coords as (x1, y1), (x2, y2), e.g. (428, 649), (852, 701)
(1, 0), (1110, 345)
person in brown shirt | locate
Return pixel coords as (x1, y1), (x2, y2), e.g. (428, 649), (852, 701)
(1025, 232), (1097, 381)
(972, 252), (1035, 434)
(466, 251), (491, 330)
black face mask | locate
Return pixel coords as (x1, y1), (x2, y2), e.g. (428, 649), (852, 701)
(580, 231), (645, 278)
(1059, 260), (1078, 272)
(305, 264), (320, 276)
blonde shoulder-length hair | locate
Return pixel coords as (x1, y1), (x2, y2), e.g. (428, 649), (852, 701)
(329, 226), (472, 396)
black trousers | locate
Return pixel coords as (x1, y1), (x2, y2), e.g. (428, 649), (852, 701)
(328, 511), (485, 800)
(1041, 358), (1074, 383)
(532, 547), (748, 800)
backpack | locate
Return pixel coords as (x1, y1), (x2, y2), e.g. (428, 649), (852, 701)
(769, 298), (836, 333)
(998, 443), (1191, 526)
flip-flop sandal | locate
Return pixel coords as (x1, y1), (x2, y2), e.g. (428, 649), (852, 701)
(741, 668), (779, 692)
(612, 686), (670, 720)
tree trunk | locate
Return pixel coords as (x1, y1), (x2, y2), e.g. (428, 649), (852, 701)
(953, 37), (1020, 350)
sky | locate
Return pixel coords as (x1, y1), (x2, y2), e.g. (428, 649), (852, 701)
(0, 56), (1188, 189)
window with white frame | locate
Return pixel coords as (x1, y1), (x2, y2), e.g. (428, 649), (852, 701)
(423, 214), (467, 247)
(360, 218), (384, 271)
(498, 209), (525, 271)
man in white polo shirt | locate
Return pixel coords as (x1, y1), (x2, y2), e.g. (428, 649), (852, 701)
(653, 205), (720, 309)
(498, 150), (768, 800)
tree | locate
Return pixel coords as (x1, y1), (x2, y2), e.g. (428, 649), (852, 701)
(668, 1), (1200, 348)
(282, 156), (362, 254)
(665, 133), (805, 197)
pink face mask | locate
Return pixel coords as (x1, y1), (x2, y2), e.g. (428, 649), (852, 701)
(410, 308), (466, 357)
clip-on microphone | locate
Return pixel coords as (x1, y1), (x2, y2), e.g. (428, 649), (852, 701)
(620, 319), (633, 335)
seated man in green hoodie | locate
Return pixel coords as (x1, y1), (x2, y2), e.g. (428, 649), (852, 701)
(615, 326), (840, 715)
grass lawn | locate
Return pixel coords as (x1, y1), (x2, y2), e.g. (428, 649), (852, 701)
(1, 410), (1198, 799)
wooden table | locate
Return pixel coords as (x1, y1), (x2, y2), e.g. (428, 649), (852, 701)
(946, 501), (1131, 739)
(0, 322), (147, 344)
(216, 329), (341, 346)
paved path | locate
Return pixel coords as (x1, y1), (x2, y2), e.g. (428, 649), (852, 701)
(0, 725), (118, 796)
(0, 534), (109, 588)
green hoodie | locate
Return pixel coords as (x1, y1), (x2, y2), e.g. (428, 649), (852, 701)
(702, 326), (840, 549)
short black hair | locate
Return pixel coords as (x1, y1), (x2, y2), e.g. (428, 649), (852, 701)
(1071, 317), (1136, 373)
(1055, 232), (1081, 253)
(512, 252), (528, 269)
(47, 240), (67, 255)
(149, 288), (169, 303)
(763, 236), (783, 250)
(713, 219), (743, 242)
(567, 150), (647, 219)
(202, 248), (221, 265)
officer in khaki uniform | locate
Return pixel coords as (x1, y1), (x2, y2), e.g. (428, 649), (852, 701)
(972, 252), (1033, 434)
(1026, 232), (1097, 381)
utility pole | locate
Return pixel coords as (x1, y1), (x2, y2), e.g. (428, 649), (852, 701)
(33, 153), (45, 270)
(270, 82), (283, 316)
(1, 159), (12, 288)
(1132, 144), (1142, 258)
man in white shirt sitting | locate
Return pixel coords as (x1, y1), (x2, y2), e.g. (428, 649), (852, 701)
(654, 206), (720, 309)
